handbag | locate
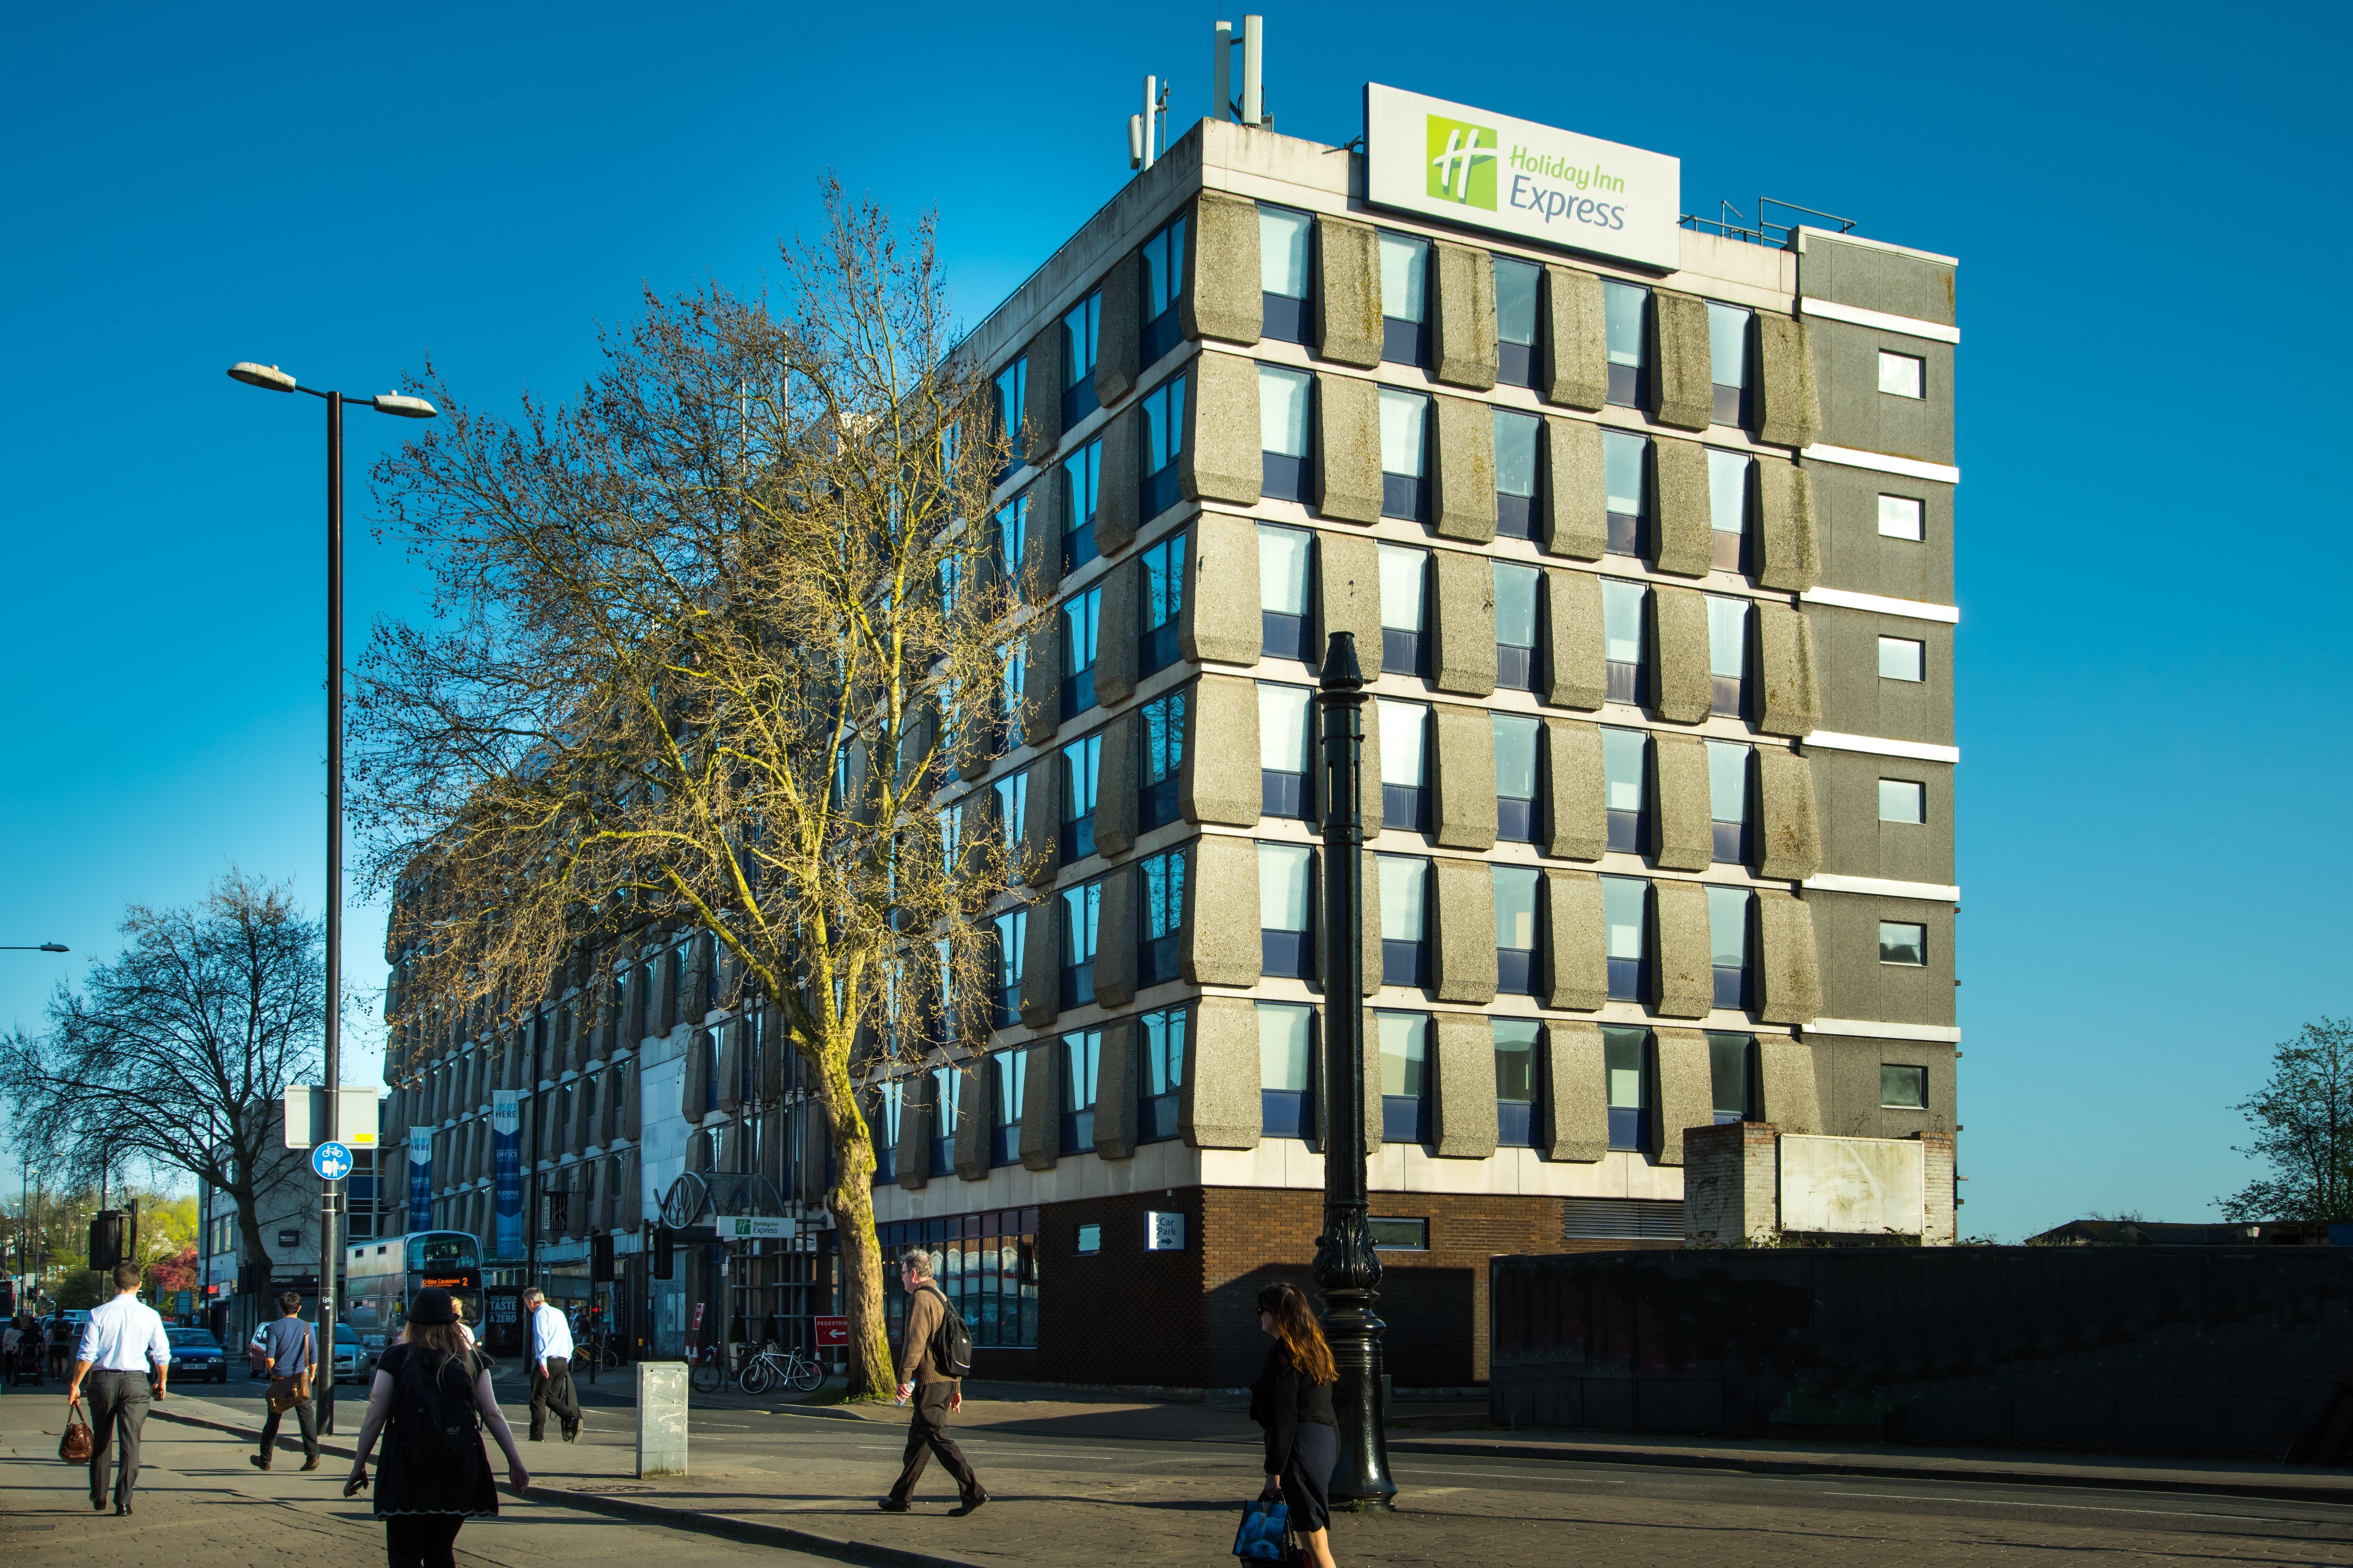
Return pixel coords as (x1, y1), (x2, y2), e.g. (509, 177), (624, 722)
(1232, 1498), (1299, 1563)
(60, 1399), (93, 1463)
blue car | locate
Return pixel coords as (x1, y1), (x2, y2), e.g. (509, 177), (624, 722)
(166, 1326), (229, 1384)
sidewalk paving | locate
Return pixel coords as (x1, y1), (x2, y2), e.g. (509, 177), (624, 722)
(18, 1380), (2348, 1568)
(0, 1388), (841, 1568)
(731, 1381), (2353, 1508)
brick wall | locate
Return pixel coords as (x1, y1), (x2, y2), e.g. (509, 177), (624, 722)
(1198, 1188), (1620, 1388)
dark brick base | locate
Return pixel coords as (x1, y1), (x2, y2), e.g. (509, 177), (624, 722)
(1016, 1186), (1665, 1390)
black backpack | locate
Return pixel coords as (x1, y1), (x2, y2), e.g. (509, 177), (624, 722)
(923, 1287), (973, 1380)
(396, 1349), (482, 1470)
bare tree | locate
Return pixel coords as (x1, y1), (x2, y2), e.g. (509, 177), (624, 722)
(0, 871), (319, 1297)
(2220, 1018), (2353, 1223)
(353, 184), (1019, 1394)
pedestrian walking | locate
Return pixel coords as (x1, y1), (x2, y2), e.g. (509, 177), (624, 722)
(63, 1262), (170, 1516)
(343, 1287), (529, 1568)
(878, 1247), (985, 1516)
(521, 1288), (582, 1443)
(250, 1291), (321, 1472)
(1248, 1283), (1340, 1568)
(20, 1316), (45, 1385)
(48, 1318), (70, 1381)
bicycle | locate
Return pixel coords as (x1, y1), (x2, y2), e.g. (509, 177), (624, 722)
(736, 1340), (826, 1396)
(688, 1341), (727, 1395)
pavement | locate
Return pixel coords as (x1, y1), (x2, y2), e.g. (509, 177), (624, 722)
(5, 1373), (2353, 1566)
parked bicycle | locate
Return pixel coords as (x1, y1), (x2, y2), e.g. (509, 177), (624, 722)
(736, 1340), (826, 1396)
(688, 1340), (728, 1395)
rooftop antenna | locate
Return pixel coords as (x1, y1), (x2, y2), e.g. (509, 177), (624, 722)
(1129, 75), (1171, 170)
(1212, 16), (1271, 128)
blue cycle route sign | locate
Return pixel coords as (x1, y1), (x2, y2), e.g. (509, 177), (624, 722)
(311, 1141), (353, 1182)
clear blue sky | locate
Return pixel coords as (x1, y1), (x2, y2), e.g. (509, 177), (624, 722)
(3, 1), (2345, 1238)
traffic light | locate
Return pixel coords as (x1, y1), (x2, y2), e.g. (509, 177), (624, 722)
(88, 1211), (128, 1271)
(591, 1232), (614, 1282)
(653, 1226), (674, 1281)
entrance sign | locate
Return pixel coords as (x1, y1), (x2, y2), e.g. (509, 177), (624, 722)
(1364, 83), (1682, 271)
(717, 1215), (793, 1240)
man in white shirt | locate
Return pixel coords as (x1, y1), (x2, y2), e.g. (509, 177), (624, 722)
(522, 1287), (582, 1443)
(66, 1263), (170, 1516)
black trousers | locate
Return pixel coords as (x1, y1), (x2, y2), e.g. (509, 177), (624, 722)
(260, 1393), (320, 1459)
(384, 1515), (465, 1568)
(529, 1355), (580, 1438)
(86, 1370), (152, 1505)
(888, 1381), (979, 1503)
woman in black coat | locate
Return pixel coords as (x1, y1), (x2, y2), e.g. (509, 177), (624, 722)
(341, 1288), (529, 1568)
(1249, 1282), (1340, 1568)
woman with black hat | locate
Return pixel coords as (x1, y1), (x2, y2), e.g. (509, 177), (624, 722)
(341, 1287), (529, 1568)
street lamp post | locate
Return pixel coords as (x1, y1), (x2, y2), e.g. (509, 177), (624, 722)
(1310, 632), (1397, 1505)
(0, 944), (69, 952)
(227, 363), (436, 1433)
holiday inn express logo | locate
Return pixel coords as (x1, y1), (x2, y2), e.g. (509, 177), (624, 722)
(1425, 115), (1498, 208)
(1368, 84), (1681, 271)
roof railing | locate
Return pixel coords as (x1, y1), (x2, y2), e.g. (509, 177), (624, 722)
(1679, 196), (1857, 248)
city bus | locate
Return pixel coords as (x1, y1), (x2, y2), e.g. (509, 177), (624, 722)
(345, 1232), (485, 1360)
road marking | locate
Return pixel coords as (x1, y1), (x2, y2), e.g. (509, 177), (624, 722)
(1398, 1467), (1627, 1484)
(1820, 1491), (2331, 1523)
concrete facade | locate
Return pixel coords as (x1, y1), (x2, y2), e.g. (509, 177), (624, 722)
(381, 116), (1964, 1395)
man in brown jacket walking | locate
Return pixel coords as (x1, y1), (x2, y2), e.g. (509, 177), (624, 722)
(879, 1248), (985, 1515)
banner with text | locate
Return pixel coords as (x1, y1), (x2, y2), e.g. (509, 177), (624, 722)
(491, 1090), (523, 1259)
(1364, 83), (1682, 270)
(407, 1123), (434, 1234)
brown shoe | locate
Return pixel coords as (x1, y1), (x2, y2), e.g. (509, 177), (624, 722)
(250, 1455), (271, 1472)
(301, 1456), (321, 1471)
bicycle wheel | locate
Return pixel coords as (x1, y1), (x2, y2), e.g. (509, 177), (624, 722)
(739, 1358), (774, 1396)
(789, 1356), (824, 1393)
(690, 1360), (722, 1395)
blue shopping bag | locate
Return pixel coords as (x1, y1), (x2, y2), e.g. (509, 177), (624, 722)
(1231, 1497), (1292, 1561)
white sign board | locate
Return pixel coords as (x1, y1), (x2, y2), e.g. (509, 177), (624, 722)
(1778, 1135), (1926, 1236)
(1364, 83), (1682, 271)
(1145, 1211), (1186, 1251)
(283, 1087), (383, 1149)
(716, 1215), (794, 1240)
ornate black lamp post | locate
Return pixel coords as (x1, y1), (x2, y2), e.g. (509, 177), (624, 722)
(1310, 632), (1397, 1504)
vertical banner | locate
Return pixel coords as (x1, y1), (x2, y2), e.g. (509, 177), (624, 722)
(407, 1124), (434, 1234)
(491, 1090), (523, 1259)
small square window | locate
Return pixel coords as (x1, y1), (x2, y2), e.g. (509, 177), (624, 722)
(1879, 779), (1926, 824)
(1879, 921), (1927, 966)
(1076, 1223), (1102, 1255)
(1880, 1063), (1928, 1110)
(1369, 1217), (1428, 1251)
(1878, 351), (1925, 399)
(1878, 637), (1925, 682)
(1878, 494), (1924, 541)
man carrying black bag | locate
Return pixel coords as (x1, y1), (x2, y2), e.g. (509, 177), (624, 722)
(877, 1247), (985, 1516)
(251, 1292), (319, 1471)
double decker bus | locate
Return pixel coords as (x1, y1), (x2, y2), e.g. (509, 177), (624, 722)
(345, 1232), (485, 1358)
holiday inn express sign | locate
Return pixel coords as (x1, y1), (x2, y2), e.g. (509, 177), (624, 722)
(1364, 83), (1682, 271)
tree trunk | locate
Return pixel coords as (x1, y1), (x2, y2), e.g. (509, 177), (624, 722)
(819, 1060), (894, 1399)
(232, 1183), (275, 1307)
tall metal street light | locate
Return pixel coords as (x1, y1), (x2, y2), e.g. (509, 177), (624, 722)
(227, 361), (437, 1432)
(1311, 632), (1397, 1504)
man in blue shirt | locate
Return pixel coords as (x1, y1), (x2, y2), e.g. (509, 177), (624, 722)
(65, 1263), (170, 1516)
(251, 1292), (319, 1471)
(523, 1287), (582, 1442)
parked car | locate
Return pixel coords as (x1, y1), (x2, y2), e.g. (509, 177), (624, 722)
(165, 1326), (228, 1384)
